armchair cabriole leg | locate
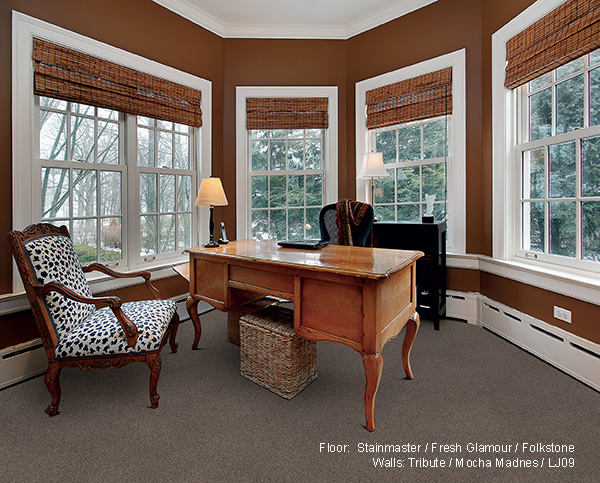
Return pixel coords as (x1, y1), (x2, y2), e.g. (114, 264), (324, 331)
(147, 354), (162, 409)
(44, 362), (61, 416)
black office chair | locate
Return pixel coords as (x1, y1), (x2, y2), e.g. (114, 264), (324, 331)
(319, 201), (374, 247)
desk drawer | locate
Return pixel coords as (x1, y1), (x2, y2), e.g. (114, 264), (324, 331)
(229, 265), (294, 295)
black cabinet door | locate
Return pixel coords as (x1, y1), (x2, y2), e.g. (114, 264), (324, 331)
(373, 221), (446, 330)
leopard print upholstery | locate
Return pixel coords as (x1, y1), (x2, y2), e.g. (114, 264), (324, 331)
(22, 233), (176, 359)
(23, 234), (95, 341)
(55, 299), (177, 359)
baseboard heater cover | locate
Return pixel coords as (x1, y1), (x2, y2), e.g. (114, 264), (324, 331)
(479, 296), (600, 392)
(0, 339), (47, 389)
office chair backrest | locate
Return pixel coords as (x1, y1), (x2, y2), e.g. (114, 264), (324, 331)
(319, 200), (374, 247)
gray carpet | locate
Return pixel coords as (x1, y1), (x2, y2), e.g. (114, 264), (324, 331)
(0, 307), (597, 483)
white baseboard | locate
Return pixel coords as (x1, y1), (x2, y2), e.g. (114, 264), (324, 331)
(446, 290), (480, 326)
(446, 292), (600, 392)
(0, 338), (47, 390)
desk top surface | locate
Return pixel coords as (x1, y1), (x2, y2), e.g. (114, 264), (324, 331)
(187, 239), (422, 279)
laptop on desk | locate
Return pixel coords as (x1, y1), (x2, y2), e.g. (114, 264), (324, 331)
(277, 239), (329, 250)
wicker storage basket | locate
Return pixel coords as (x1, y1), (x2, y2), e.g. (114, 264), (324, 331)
(240, 306), (317, 399)
(227, 297), (279, 345)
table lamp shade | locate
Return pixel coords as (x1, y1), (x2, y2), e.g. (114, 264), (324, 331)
(357, 152), (388, 180)
(195, 177), (228, 207)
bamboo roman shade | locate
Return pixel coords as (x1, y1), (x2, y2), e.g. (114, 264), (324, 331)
(246, 98), (329, 130)
(505, 0), (600, 89)
(365, 67), (452, 130)
(32, 38), (203, 127)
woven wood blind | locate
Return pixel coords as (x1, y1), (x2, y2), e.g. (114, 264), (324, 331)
(505, 0), (600, 89)
(33, 38), (203, 127)
(246, 98), (328, 130)
(365, 67), (452, 130)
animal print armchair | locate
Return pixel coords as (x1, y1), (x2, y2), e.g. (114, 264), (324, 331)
(7, 223), (179, 415)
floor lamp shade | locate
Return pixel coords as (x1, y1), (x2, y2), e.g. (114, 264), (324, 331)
(195, 177), (228, 247)
(357, 152), (388, 180)
(357, 152), (388, 207)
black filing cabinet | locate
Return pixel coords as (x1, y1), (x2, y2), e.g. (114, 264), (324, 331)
(372, 221), (446, 330)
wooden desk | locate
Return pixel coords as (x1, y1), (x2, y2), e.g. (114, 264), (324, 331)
(185, 239), (422, 431)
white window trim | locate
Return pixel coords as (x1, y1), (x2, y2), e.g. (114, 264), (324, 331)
(492, 0), (600, 288)
(11, 11), (212, 293)
(235, 86), (338, 239)
(355, 49), (466, 254)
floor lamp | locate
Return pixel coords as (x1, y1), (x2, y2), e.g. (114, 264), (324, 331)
(195, 177), (228, 248)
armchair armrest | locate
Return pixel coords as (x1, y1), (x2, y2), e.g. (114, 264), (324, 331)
(83, 263), (161, 300)
(30, 280), (139, 347)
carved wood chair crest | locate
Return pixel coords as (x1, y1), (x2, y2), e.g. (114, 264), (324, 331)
(7, 223), (179, 415)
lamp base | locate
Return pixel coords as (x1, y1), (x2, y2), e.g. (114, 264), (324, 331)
(422, 215), (434, 223)
(203, 238), (219, 248)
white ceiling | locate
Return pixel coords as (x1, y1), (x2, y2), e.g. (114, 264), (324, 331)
(152, 0), (438, 39)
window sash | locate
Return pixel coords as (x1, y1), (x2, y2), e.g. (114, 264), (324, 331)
(368, 117), (450, 222)
(516, 122), (600, 270)
(246, 129), (325, 241)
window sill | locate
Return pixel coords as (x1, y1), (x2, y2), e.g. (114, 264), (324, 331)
(0, 254), (189, 316)
(448, 253), (600, 306)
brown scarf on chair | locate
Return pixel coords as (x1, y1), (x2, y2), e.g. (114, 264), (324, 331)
(336, 199), (370, 246)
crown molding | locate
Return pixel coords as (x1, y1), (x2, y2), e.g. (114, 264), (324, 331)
(153, 0), (437, 39)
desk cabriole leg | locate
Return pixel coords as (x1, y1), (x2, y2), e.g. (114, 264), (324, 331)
(186, 296), (202, 350)
(402, 311), (420, 379)
(362, 353), (383, 432)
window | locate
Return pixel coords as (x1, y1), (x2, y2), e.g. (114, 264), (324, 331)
(38, 99), (196, 266)
(13, 13), (212, 292)
(39, 97), (125, 264)
(493, 0), (600, 278)
(248, 128), (324, 240)
(235, 87), (338, 240)
(517, 51), (600, 268)
(355, 50), (466, 254)
(136, 117), (194, 258)
(370, 116), (449, 222)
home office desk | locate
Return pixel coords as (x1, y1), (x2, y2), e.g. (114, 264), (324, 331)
(185, 239), (422, 431)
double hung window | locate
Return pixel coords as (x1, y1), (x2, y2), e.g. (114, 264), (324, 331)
(39, 99), (196, 266)
(518, 52), (600, 267)
(13, 14), (212, 293)
(355, 50), (466, 254)
(235, 87), (338, 241)
(249, 128), (324, 240)
(495, 0), (600, 273)
(370, 116), (448, 222)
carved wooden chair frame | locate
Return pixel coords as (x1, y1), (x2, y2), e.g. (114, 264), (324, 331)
(7, 223), (179, 415)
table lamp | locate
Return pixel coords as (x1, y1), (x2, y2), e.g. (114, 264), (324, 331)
(195, 177), (228, 248)
(356, 152), (389, 206)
